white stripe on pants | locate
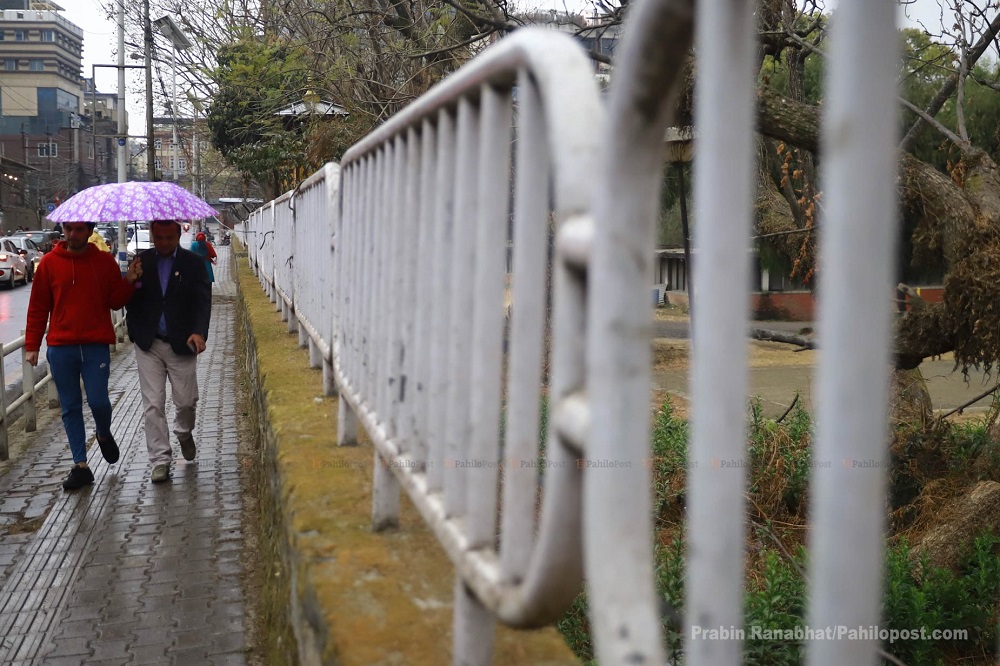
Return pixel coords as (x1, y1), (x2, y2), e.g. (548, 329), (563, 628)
(135, 339), (199, 465)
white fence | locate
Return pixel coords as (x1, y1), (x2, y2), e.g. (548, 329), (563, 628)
(0, 314), (126, 461)
(238, 0), (900, 663)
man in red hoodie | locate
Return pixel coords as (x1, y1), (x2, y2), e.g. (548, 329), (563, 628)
(25, 221), (143, 490)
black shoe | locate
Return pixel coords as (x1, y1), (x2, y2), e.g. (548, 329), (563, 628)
(97, 433), (120, 464)
(178, 433), (196, 461)
(63, 465), (94, 490)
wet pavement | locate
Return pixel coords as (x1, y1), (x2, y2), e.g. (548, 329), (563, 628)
(0, 246), (249, 665)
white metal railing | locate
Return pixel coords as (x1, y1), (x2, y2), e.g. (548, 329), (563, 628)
(237, 0), (901, 663)
(0, 335), (57, 461)
(0, 313), (125, 461)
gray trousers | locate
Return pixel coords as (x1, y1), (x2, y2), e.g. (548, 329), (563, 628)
(135, 339), (198, 465)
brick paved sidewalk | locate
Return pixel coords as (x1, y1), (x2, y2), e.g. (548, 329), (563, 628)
(0, 246), (250, 665)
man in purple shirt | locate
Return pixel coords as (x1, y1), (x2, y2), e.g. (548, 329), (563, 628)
(126, 219), (212, 483)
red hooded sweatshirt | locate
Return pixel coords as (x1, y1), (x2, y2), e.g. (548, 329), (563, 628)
(25, 241), (136, 351)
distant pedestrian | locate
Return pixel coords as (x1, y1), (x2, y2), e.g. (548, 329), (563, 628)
(88, 228), (110, 253)
(25, 221), (143, 490)
(189, 232), (217, 283)
(127, 219), (212, 483)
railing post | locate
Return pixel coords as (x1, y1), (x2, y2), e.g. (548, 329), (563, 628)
(453, 578), (495, 666)
(308, 338), (321, 368)
(371, 450), (400, 531)
(322, 358), (335, 397)
(21, 330), (36, 433)
(0, 349), (8, 461)
(337, 396), (358, 446)
(298, 322), (308, 349)
(47, 371), (58, 409)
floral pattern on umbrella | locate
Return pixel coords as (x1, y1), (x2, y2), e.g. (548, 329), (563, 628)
(47, 181), (217, 223)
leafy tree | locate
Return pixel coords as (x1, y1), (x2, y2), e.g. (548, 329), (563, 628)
(205, 38), (317, 197)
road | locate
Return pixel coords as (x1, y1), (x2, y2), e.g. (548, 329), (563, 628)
(0, 279), (38, 388)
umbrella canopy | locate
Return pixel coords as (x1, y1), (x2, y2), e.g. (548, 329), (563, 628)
(47, 181), (217, 223)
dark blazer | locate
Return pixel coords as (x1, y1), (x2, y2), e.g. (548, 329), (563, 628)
(127, 246), (212, 355)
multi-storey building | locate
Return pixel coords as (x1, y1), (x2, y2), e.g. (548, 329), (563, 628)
(0, 0), (120, 227)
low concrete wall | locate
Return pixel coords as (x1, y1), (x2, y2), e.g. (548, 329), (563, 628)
(233, 244), (579, 665)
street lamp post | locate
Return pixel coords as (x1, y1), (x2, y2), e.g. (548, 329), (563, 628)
(153, 15), (192, 187)
(143, 0), (154, 180)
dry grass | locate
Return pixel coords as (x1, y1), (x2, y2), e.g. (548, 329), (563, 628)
(651, 338), (816, 371)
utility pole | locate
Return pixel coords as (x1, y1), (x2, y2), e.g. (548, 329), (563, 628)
(144, 0), (155, 180)
(117, 0), (128, 272)
(117, 0), (126, 184)
(192, 110), (200, 196)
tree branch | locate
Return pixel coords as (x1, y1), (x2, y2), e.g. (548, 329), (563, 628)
(899, 11), (1000, 151)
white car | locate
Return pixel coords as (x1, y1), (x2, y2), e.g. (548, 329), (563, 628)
(0, 238), (29, 288)
(126, 229), (152, 256)
(3, 236), (42, 280)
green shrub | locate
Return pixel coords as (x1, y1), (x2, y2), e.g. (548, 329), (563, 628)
(556, 400), (998, 665)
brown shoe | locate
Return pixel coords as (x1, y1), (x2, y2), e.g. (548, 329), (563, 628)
(178, 433), (196, 461)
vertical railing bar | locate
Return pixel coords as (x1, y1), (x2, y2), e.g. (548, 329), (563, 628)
(355, 158), (370, 398)
(467, 84), (513, 550)
(373, 146), (389, 419)
(373, 137), (405, 531)
(806, 1), (899, 664)
(412, 119), (437, 468)
(443, 97), (480, 518)
(380, 138), (403, 438)
(500, 69), (548, 580)
(351, 159), (369, 388)
(396, 127), (422, 458)
(365, 150), (384, 405)
(341, 165), (355, 387)
(427, 109), (456, 494)
(685, 0), (758, 664)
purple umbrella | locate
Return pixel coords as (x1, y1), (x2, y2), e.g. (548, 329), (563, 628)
(47, 181), (217, 223)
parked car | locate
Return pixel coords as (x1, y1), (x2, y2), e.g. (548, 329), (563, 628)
(3, 236), (42, 280)
(126, 229), (152, 255)
(12, 230), (61, 254)
(0, 238), (29, 288)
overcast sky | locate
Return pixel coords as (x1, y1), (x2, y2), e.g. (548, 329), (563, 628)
(58, 0), (971, 134)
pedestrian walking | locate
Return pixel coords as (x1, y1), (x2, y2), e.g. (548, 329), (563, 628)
(189, 231), (217, 283)
(126, 219), (212, 483)
(24, 221), (143, 490)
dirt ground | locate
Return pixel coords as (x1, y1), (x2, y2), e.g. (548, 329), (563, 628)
(649, 309), (997, 420)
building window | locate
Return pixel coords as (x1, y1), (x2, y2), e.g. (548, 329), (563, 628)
(4, 60), (15, 71)
(154, 158), (161, 169)
(41, 30), (53, 42)
(153, 138), (161, 150)
(15, 30), (26, 41)
(87, 143), (93, 159)
(29, 60), (43, 72)
(37, 143), (57, 158)
(0, 31), (5, 41)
